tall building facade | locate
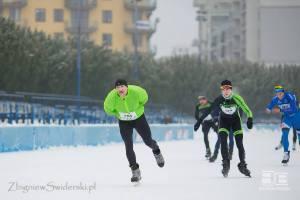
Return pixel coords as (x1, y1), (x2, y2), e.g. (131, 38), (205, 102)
(193, 0), (245, 63)
(194, 0), (300, 65)
(0, 0), (158, 54)
(246, 0), (300, 65)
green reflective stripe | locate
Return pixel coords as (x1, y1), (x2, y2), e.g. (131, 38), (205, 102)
(234, 130), (243, 135)
(198, 103), (211, 109)
(233, 94), (253, 118)
(219, 128), (229, 134)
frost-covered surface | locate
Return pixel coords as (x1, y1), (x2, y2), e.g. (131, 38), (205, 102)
(0, 126), (299, 200)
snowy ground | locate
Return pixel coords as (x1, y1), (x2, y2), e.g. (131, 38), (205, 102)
(0, 127), (299, 200)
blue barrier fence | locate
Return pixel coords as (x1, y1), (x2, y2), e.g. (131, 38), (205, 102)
(0, 100), (189, 125)
(0, 124), (194, 153)
(0, 100), (116, 124)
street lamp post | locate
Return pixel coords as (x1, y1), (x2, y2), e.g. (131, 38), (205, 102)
(132, 0), (141, 82)
(196, 9), (207, 64)
(76, 0), (83, 122)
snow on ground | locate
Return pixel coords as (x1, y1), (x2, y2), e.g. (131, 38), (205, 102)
(0, 127), (299, 200)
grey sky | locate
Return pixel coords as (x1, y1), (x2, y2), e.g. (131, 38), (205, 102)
(151, 0), (198, 57)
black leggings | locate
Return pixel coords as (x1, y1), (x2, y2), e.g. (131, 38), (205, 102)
(218, 116), (246, 163)
(202, 120), (218, 150)
(220, 133), (245, 163)
(119, 114), (159, 167)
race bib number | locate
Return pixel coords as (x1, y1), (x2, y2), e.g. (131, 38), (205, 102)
(221, 105), (237, 115)
(119, 112), (138, 121)
(278, 104), (290, 110)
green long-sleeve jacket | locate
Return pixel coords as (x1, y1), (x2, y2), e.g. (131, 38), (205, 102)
(103, 85), (148, 121)
(198, 93), (253, 122)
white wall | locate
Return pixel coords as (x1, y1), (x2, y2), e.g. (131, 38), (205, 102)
(245, 0), (260, 63)
(259, 6), (300, 65)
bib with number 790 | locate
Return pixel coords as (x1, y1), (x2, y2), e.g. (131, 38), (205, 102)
(119, 112), (138, 121)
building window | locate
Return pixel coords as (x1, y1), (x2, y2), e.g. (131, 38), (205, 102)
(54, 32), (64, 39)
(35, 8), (46, 22)
(221, 31), (226, 43)
(102, 33), (112, 46)
(211, 36), (217, 47)
(211, 52), (217, 62)
(9, 7), (21, 22)
(221, 46), (226, 58)
(54, 9), (64, 22)
(102, 10), (112, 23)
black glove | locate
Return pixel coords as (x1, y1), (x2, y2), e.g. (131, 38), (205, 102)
(194, 120), (202, 131)
(247, 117), (253, 129)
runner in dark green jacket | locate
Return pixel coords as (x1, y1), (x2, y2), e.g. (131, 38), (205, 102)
(194, 96), (219, 159)
(195, 80), (253, 178)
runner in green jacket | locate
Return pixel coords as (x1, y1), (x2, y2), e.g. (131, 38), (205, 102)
(104, 84), (148, 121)
(104, 79), (165, 183)
(195, 80), (253, 178)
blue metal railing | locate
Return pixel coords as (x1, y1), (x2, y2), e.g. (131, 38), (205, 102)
(0, 91), (191, 125)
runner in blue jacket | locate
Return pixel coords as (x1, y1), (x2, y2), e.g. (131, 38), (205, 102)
(266, 85), (300, 164)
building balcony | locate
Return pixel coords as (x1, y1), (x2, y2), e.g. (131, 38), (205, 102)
(64, 0), (97, 10)
(193, 0), (204, 7)
(124, 0), (156, 11)
(6, 18), (28, 27)
(2, 0), (27, 7)
(14, 18), (28, 27)
(124, 21), (156, 35)
(123, 45), (155, 55)
(194, 0), (233, 7)
(64, 21), (98, 34)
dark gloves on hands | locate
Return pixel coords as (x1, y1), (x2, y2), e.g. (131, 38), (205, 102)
(194, 120), (202, 131)
(247, 117), (253, 129)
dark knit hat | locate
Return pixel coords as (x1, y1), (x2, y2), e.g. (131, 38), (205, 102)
(220, 80), (232, 89)
(115, 79), (128, 87)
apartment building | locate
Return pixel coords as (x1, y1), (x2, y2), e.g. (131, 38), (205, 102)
(0, 0), (158, 54)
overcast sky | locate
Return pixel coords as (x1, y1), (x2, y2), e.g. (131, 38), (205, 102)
(151, 0), (198, 57)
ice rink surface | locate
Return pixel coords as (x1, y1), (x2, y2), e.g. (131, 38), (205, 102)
(0, 126), (299, 200)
